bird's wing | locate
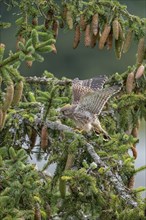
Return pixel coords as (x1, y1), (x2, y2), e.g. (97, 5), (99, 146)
(79, 75), (108, 90)
(72, 76), (108, 104)
(72, 83), (93, 104)
(77, 85), (121, 115)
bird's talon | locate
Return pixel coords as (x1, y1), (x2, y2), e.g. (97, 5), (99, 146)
(74, 129), (84, 133)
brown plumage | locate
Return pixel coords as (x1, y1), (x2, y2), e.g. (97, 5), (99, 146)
(60, 76), (121, 139)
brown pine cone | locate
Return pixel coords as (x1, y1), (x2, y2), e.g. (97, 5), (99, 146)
(66, 10), (73, 30)
(52, 20), (59, 39)
(84, 24), (91, 47)
(137, 37), (145, 65)
(128, 175), (135, 189)
(123, 29), (133, 53)
(80, 14), (86, 31)
(41, 125), (49, 151)
(106, 32), (113, 50)
(112, 18), (119, 40)
(73, 24), (81, 49)
(90, 33), (98, 48)
(99, 24), (111, 49)
(91, 13), (98, 36)
(125, 71), (135, 93)
(135, 64), (145, 79)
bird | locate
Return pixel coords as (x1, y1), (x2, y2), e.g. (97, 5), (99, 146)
(60, 76), (121, 140)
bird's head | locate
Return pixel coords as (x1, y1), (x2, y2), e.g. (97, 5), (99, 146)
(60, 104), (75, 117)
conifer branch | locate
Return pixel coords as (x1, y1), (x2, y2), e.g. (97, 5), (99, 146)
(86, 143), (138, 207)
(98, 0), (146, 24)
(25, 76), (72, 85)
(0, 51), (21, 67)
(44, 120), (138, 208)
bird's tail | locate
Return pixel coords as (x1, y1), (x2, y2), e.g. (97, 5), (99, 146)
(92, 117), (111, 141)
(93, 122), (111, 141)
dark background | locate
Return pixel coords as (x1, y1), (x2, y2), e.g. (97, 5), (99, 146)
(0, 0), (146, 79)
(0, 0), (146, 197)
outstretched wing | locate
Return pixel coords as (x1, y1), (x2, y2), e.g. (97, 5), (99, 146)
(77, 85), (121, 115)
(72, 76), (108, 104)
(72, 84), (92, 104)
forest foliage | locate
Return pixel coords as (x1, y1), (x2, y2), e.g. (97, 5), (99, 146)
(0, 0), (146, 219)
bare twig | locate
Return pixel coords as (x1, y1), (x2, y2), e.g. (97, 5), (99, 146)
(25, 76), (72, 85)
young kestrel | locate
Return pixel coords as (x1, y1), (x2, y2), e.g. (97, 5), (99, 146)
(60, 76), (120, 139)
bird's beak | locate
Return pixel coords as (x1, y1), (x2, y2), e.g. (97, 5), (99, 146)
(56, 107), (66, 119)
(57, 104), (71, 119)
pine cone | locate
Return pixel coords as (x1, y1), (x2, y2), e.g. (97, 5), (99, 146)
(34, 203), (41, 220)
(44, 10), (53, 29)
(41, 125), (48, 151)
(62, 5), (68, 21)
(131, 126), (138, 138)
(66, 10), (73, 30)
(135, 64), (145, 79)
(52, 20), (59, 39)
(65, 153), (75, 170)
(80, 14), (86, 31)
(128, 175), (135, 189)
(12, 81), (23, 106)
(84, 24), (91, 47)
(51, 44), (57, 54)
(0, 111), (6, 130)
(73, 24), (81, 49)
(29, 129), (37, 150)
(91, 13), (98, 36)
(125, 71), (135, 93)
(0, 109), (3, 129)
(90, 33), (97, 48)
(137, 37), (145, 65)
(123, 29), (133, 53)
(131, 145), (138, 159)
(99, 24), (111, 49)
(2, 83), (14, 112)
(16, 35), (25, 51)
(112, 18), (119, 40)
(115, 38), (124, 59)
(106, 32), (113, 50)
(26, 60), (33, 68)
(118, 23), (125, 40)
(32, 17), (38, 26)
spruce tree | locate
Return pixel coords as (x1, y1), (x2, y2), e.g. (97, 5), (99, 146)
(0, 0), (146, 219)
